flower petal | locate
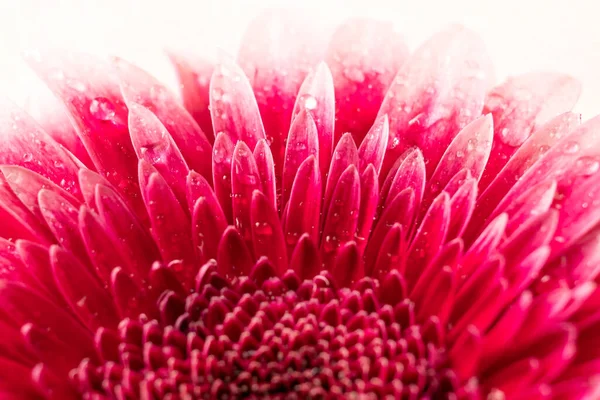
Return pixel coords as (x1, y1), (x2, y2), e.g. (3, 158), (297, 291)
(212, 132), (235, 222)
(331, 241), (362, 288)
(217, 226), (253, 279)
(292, 62), (335, 176)
(253, 139), (277, 211)
(326, 18), (409, 144)
(0, 101), (81, 197)
(356, 165), (379, 254)
(250, 190), (287, 275)
(210, 55), (265, 150)
(283, 156), (322, 253)
(231, 141), (262, 246)
(479, 72), (581, 189)
(115, 57), (212, 181)
(282, 110), (319, 207)
(381, 148), (426, 212)
(324, 133), (359, 215)
(128, 103), (190, 207)
(358, 115), (389, 176)
(237, 9), (324, 179)
(25, 51), (144, 219)
(289, 233), (321, 281)
(167, 52), (215, 140)
(378, 25), (493, 177)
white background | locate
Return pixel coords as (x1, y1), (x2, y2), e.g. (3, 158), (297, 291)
(0, 0), (599, 117)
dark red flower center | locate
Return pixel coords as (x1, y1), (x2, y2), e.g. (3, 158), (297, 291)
(72, 263), (460, 399)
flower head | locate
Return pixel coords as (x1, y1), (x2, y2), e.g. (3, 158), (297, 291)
(0, 10), (599, 399)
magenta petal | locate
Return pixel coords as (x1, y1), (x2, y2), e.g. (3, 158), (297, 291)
(282, 110), (319, 206)
(446, 177), (478, 240)
(38, 188), (90, 265)
(95, 183), (159, 275)
(480, 73), (581, 189)
(292, 62), (335, 176)
(331, 241), (362, 288)
(461, 213), (508, 277)
(217, 226), (253, 279)
(372, 223), (405, 280)
(355, 165), (379, 254)
(210, 55), (265, 150)
(405, 192), (451, 289)
(25, 51), (144, 219)
(250, 190), (287, 274)
(324, 133), (359, 214)
(78, 206), (133, 285)
(0, 281), (94, 353)
(502, 179), (557, 237)
(50, 245), (119, 330)
(415, 265), (456, 323)
(167, 52), (215, 141)
(139, 163), (195, 283)
(320, 165), (361, 266)
(283, 156), (322, 253)
(378, 25), (493, 177)
(32, 362), (79, 399)
(365, 188), (415, 274)
(428, 115), (493, 199)
(381, 148), (426, 212)
(110, 267), (148, 319)
(115, 57), (212, 181)
(0, 101), (81, 197)
(289, 233), (321, 280)
(231, 141), (262, 246)
(212, 132), (235, 222)
(187, 171), (227, 263)
(358, 115), (389, 176)
(77, 168), (114, 212)
(253, 139), (277, 211)
(326, 18), (408, 143)
(474, 112), (580, 228)
(128, 103), (190, 207)
(237, 9), (324, 180)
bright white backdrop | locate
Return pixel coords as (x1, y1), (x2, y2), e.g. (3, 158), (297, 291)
(0, 0), (599, 117)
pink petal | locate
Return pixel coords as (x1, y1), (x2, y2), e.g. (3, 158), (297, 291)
(77, 168), (113, 212)
(95, 183), (159, 275)
(292, 62), (335, 176)
(250, 190), (287, 274)
(289, 233), (321, 280)
(378, 25), (493, 177)
(38, 188), (90, 265)
(474, 112), (580, 230)
(212, 132), (235, 222)
(323, 133), (359, 215)
(25, 51), (145, 219)
(320, 165), (361, 266)
(50, 245), (119, 330)
(0, 101), (81, 197)
(78, 206), (134, 285)
(461, 213), (508, 278)
(167, 52), (215, 140)
(381, 148), (426, 212)
(449, 325), (481, 382)
(127, 103), (190, 207)
(139, 163), (195, 285)
(358, 115), (389, 176)
(446, 177), (478, 240)
(364, 188), (415, 274)
(427, 115), (493, 200)
(210, 55), (265, 150)
(502, 179), (557, 237)
(355, 165), (379, 254)
(282, 110), (319, 207)
(479, 72), (581, 189)
(331, 241), (362, 288)
(231, 141), (262, 246)
(372, 223), (405, 280)
(237, 9), (324, 179)
(253, 139), (277, 211)
(326, 18), (408, 144)
(110, 267), (150, 319)
(282, 156), (322, 253)
(187, 171), (227, 263)
(115, 57), (212, 181)
(22, 323), (84, 376)
(415, 265), (456, 324)
(405, 192), (451, 289)
(217, 226), (253, 279)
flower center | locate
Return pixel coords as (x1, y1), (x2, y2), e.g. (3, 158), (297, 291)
(71, 263), (459, 398)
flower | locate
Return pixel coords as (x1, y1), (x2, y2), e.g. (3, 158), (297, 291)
(0, 9), (599, 400)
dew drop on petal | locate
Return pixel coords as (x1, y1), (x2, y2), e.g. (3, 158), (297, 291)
(575, 156), (600, 176)
(563, 141), (580, 154)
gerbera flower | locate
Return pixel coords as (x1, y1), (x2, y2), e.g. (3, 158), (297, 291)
(1, 9), (599, 399)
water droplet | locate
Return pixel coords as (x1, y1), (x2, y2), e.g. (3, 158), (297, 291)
(344, 67), (365, 83)
(563, 141), (580, 154)
(575, 156), (600, 176)
(22, 153), (33, 162)
(89, 97), (116, 121)
(303, 95), (317, 110)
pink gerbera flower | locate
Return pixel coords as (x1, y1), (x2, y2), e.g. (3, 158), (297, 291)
(1, 10), (599, 399)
